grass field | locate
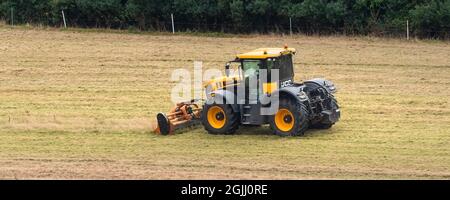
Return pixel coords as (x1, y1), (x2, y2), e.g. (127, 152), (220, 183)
(0, 25), (449, 179)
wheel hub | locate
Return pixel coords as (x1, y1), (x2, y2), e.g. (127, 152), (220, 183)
(207, 106), (227, 129)
(274, 108), (295, 132)
(216, 112), (224, 121)
(283, 115), (292, 123)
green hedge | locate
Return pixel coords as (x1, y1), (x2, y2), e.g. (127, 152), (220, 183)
(0, 0), (449, 38)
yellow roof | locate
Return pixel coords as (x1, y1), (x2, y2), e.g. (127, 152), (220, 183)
(236, 47), (296, 59)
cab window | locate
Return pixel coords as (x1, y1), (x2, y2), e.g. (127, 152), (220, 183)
(268, 55), (293, 80)
(242, 60), (261, 77)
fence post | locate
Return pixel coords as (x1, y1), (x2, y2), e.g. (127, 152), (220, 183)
(61, 10), (67, 28)
(171, 13), (175, 34)
(406, 20), (410, 40)
(10, 7), (14, 26)
(289, 17), (293, 36)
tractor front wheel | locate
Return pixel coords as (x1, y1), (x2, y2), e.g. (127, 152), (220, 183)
(270, 98), (309, 136)
(202, 104), (239, 135)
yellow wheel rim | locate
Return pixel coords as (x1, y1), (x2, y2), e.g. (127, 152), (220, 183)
(207, 106), (226, 129)
(274, 109), (294, 132)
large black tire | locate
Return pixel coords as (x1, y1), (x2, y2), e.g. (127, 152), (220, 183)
(310, 97), (339, 129)
(202, 103), (240, 135)
(269, 97), (310, 136)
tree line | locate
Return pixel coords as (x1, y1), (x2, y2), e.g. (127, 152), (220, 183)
(0, 0), (449, 38)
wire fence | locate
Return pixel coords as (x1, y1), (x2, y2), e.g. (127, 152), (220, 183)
(119, 20), (450, 39)
(2, 10), (450, 40)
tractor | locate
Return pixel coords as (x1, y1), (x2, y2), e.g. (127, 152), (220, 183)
(154, 46), (340, 136)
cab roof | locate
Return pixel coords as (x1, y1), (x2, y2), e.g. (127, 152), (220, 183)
(236, 47), (296, 59)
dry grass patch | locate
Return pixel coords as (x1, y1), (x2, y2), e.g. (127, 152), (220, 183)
(0, 26), (449, 179)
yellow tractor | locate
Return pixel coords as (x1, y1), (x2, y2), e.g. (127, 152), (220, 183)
(155, 46), (340, 136)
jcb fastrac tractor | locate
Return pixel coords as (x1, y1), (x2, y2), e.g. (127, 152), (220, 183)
(154, 46), (340, 136)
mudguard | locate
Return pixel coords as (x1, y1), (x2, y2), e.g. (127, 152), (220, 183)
(304, 78), (337, 94)
(276, 85), (308, 102)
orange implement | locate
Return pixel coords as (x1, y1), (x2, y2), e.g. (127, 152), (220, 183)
(154, 100), (202, 135)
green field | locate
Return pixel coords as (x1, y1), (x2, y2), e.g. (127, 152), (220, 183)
(0, 26), (449, 179)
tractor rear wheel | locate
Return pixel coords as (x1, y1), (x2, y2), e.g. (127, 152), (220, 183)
(202, 103), (240, 135)
(270, 98), (309, 136)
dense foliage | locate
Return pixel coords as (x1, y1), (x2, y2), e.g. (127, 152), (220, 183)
(0, 0), (449, 38)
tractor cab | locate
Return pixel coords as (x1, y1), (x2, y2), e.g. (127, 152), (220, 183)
(226, 47), (296, 88)
(204, 47), (296, 96)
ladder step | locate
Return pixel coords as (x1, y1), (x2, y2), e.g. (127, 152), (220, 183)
(242, 122), (251, 124)
(243, 114), (251, 117)
(243, 106), (251, 109)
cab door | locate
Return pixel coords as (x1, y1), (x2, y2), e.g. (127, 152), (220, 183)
(242, 59), (262, 104)
(240, 59), (265, 124)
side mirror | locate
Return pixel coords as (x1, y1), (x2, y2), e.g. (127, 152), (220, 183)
(225, 63), (230, 76)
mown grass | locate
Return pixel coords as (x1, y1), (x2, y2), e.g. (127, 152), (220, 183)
(0, 25), (449, 179)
